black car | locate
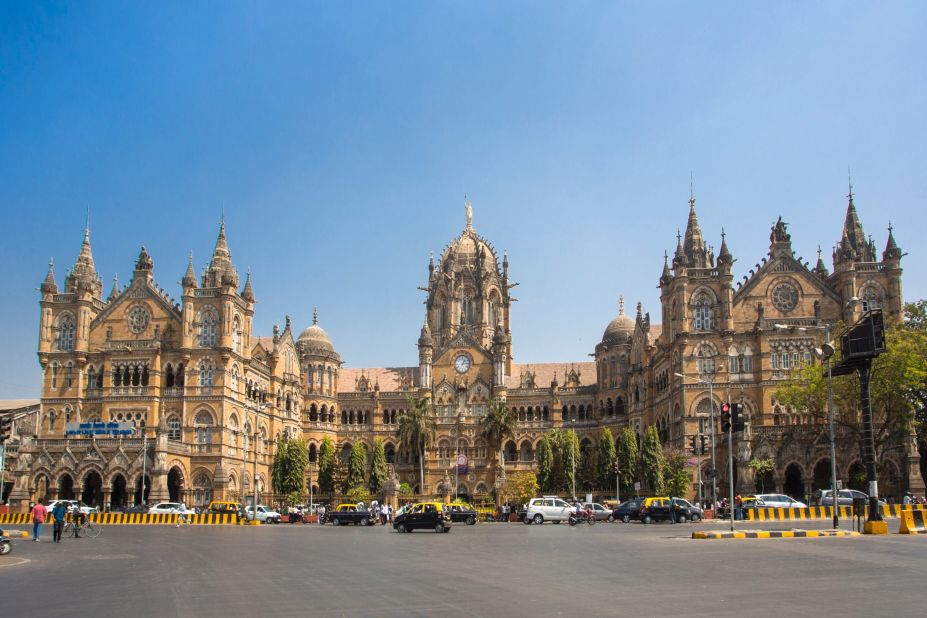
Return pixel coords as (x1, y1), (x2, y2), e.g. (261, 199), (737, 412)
(640, 498), (703, 524)
(329, 503), (374, 526)
(610, 499), (643, 523)
(444, 504), (478, 525)
(393, 502), (452, 533)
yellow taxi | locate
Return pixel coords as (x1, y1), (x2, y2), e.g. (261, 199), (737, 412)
(207, 500), (242, 515)
(393, 501), (452, 533)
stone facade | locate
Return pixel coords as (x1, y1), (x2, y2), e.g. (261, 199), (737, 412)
(3, 190), (921, 511)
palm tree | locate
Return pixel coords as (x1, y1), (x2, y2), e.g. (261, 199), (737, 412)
(479, 398), (517, 485)
(397, 396), (437, 495)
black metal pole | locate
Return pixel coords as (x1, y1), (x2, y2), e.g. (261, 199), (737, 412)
(858, 359), (882, 523)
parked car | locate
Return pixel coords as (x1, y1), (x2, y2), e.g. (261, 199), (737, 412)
(393, 502), (452, 533)
(148, 502), (194, 515)
(208, 500), (243, 515)
(610, 499), (644, 523)
(45, 500), (98, 515)
(444, 503), (479, 525)
(810, 489), (885, 507)
(525, 496), (573, 524)
(328, 503), (373, 526)
(582, 502), (613, 522)
(245, 505), (282, 523)
(118, 504), (149, 514)
(639, 497), (703, 524)
(754, 494), (807, 508)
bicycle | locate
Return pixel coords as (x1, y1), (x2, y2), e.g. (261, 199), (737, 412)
(64, 514), (102, 539)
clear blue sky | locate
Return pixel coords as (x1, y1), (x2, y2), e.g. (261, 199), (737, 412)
(1, 2), (924, 399)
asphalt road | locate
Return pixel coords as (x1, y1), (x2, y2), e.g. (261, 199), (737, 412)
(2, 519), (925, 617)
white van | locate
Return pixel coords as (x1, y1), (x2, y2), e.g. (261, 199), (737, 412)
(525, 496), (573, 524)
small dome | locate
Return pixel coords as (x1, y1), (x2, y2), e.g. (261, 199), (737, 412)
(602, 297), (634, 344)
(297, 308), (334, 353)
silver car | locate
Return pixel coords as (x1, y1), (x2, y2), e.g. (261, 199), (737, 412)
(754, 494), (807, 508)
(525, 497), (573, 524)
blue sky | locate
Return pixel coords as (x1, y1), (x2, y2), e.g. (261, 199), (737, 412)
(0, 2), (924, 399)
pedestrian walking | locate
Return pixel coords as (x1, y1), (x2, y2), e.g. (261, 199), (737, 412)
(176, 502), (188, 527)
(31, 499), (47, 541)
(52, 500), (67, 543)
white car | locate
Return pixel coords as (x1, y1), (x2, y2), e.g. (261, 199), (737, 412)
(245, 505), (282, 524)
(525, 496), (573, 524)
(754, 494), (807, 508)
(148, 502), (194, 515)
(46, 500), (98, 515)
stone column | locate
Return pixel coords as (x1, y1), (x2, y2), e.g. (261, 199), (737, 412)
(382, 466), (400, 514)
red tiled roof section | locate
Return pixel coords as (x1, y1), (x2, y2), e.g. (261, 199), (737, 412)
(506, 362), (596, 388)
(253, 337), (275, 353)
(338, 367), (420, 393)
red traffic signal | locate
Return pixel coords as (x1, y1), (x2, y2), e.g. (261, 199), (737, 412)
(720, 403), (732, 432)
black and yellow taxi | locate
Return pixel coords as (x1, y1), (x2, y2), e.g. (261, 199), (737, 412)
(329, 503), (373, 526)
(393, 501), (452, 533)
(208, 500), (243, 516)
(443, 502), (479, 525)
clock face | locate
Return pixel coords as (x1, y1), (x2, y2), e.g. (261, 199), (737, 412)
(454, 354), (471, 374)
(771, 283), (799, 313)
(127, 306), (151, 334)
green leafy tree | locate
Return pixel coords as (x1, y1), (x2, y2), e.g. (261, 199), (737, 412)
(536, 435), (554, 492)
(776, 307), (927, 482)
(903, 300), (927, 487)
(579, 444), (598, 490)
(479, 398), (518, 485)
(271, 437), (309, 497)
(616, 427), (639, 496)
(368, 438), (388, 494)
(547, 428), (580, 495)
(346, 442), (368, 492)
(397, 396), (437, 493)
(345, 486), (371, 504)
(748, 458), (775, 492)
(640, 425), (665, 494)
(662, 448), (691, 497)
(506, 471), (539, 507)
(398, 482), (413, 497)
(596, 427), (617, 490)
(317, 436), (336, 494)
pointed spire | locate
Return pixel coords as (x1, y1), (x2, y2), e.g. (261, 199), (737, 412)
(419, 318), (434, 347)
(660, 250), (673, 285)
(65, 225), (101, 296)
(241, 269), (255, 302)
(674, 229), (685, 260)
(636, 301), (643, 320)
(182, 252), (197, 288)
(683, 191), (710, 267)
(883, 222), (902, 261)
(312, 306), (318, 325)
(839, 179), (872, 262)
(41, 257), (58, 295)
(718, 228), (733, 265)
(814, 245), (829, 277)
(213, 217), (230, 263)
(108, 273), (119, 301)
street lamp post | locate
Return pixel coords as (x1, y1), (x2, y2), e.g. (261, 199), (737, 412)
(247, 403), (266, 522)
(676, 372), (716, 511)
(570, 413), (576, 502)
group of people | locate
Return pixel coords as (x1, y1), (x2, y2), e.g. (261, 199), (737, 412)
(902, 492), (927, 505)
(28, 498), (88, 542)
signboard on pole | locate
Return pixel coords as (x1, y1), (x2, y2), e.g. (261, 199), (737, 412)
(65, 421), (135, 437)
(456, 454), (468, 475)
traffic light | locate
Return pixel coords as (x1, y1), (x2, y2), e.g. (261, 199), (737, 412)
(720, 402), (731, 433)
(689, 435), (698, 455)
(699, 434), (708, 455)
(731, 403), (745, 432)
(0, 414), (12, 443)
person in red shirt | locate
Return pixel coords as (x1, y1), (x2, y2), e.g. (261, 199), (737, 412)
(31, 499), (48, 542)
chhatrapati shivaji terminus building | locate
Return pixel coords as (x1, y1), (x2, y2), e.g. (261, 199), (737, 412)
(0, 189), (920, 512)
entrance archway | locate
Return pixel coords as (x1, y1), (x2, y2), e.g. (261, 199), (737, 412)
(32, 474), (50, 504)
(82, 471), (103, 509)
(58, 474), (75, 500)
(784, 464), (804, 500)
(878, 460), (902, 501)
(168, 467), (184, 503)
(135, 475), (151, 505)
(812, 460), (831, 491)
(111, 474), (128, 509)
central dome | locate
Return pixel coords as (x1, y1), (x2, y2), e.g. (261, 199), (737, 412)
(439, 198), (500, 274)
(297, 308), (334, 353)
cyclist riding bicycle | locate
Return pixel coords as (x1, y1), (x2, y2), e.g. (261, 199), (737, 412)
(70, 503), (85, 537)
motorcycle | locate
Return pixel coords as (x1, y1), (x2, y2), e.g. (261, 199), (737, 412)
(568, 508), (596, 526)
(1, 531), (12, 556)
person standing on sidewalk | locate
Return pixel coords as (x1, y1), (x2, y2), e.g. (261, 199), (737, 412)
(31, 499), (47, 542)
(52, 500), (67, 543)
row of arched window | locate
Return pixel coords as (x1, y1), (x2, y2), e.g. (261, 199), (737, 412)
(112, 363), (150, 387)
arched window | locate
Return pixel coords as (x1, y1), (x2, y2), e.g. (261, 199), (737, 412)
(696, 346), (716, 376)
(167, 415), (181, 441)
(47, 409), (56, 431)
(693, 293), (712, 331)
(230, 365), (240, 392)
(194, 410), (213, 444)
(860, 283), (883, 312)
(65, 362), (74, 389)
(50, 363), (59, 388)
(192, 473), (213, 507)
(199, 359), (214, 386)
(57, 314), (75, 351)
(233, 316), (243, 353)
(462, 292), (475, 325)
(198, 308), (218, 347)
(164, 364), (174, 388)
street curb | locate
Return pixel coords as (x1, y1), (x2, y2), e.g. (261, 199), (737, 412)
(692, 529), (860, 539)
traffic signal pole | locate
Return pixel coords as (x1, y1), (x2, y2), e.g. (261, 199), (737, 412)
(728, 421), (735, 532)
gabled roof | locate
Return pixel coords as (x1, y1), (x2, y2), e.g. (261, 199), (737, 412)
(89, 275), (182, 328)
(733, 252), (840, 304)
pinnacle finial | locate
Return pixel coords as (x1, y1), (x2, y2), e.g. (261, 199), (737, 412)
(817, 245), (822, 260)
(689, 172), (694, 206)
(313, 306), (318, 325)
(464, 194), (473, 229)
(847, 166), (854, 204)
(619, 296), (625, 315)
